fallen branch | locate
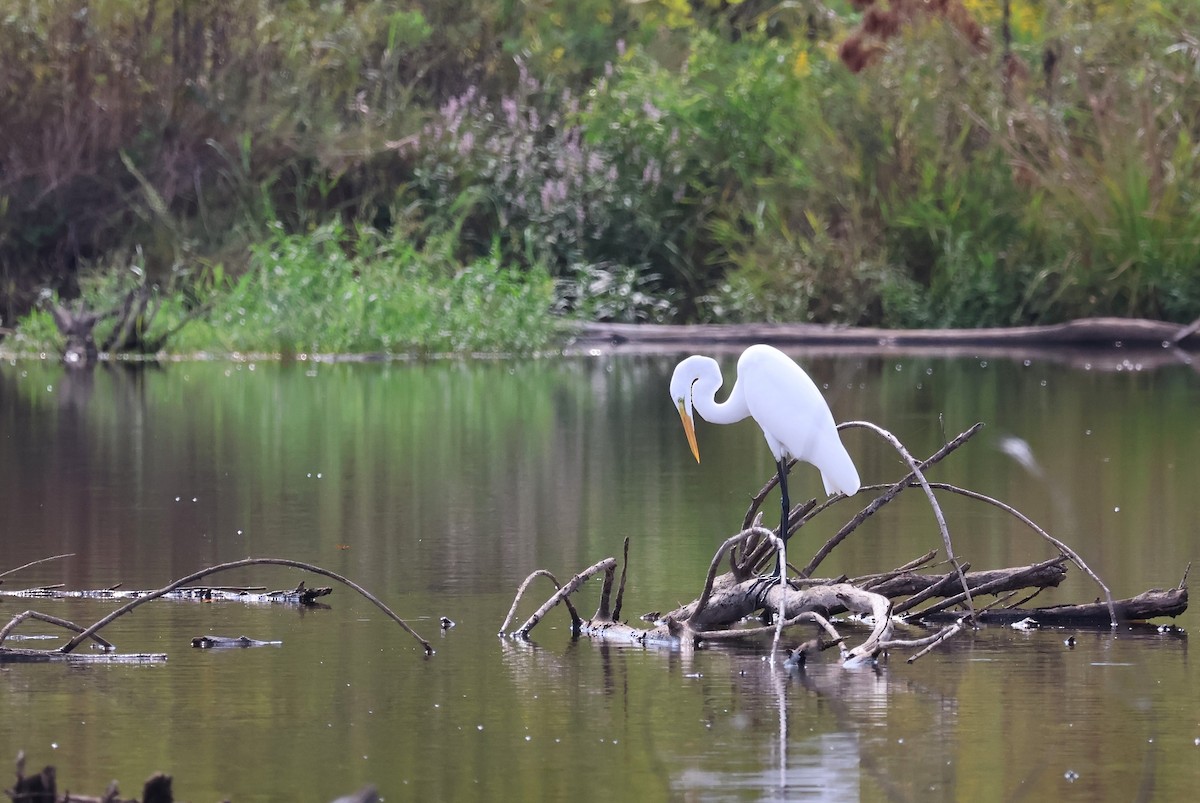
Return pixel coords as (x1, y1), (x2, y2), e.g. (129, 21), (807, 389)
(0, 557), (433, 659)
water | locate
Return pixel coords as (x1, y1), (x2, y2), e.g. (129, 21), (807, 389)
(1, 350), (1198, 801)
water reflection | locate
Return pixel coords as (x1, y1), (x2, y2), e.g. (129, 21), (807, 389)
(1, 352), (1197, 801)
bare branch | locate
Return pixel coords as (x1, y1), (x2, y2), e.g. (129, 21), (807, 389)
(0, 553), (75, 581)
(513, 558), (616, 637)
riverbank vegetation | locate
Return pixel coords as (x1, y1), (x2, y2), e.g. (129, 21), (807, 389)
(1, 0), (1197, 356)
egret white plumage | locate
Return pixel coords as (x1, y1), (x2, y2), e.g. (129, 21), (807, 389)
(669, 344), (860, 577)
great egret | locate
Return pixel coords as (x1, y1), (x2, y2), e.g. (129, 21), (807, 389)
(669, 344), (860, 576)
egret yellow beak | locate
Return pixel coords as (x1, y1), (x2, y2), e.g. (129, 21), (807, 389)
(677, 401), (700, 463)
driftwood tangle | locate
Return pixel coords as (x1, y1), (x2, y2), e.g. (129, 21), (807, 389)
(502, 420), (1188, 666)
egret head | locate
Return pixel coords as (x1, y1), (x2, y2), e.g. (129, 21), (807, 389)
(669, 360), (702, 463)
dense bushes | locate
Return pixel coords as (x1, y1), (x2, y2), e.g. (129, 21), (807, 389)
(2, 0), (1197, 355)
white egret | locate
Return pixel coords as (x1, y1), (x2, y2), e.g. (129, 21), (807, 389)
(669, 344), (860, 576)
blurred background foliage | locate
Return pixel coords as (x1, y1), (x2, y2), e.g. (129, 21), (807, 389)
(0, 0), (1197, 354)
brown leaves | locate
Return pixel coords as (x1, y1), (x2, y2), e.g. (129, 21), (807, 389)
(840, 0), (990, 73)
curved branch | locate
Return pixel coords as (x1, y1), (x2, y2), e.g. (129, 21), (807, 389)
(921, 482), (1117, 627)
(513, 558), (616, 638)
(831, 421), (977, 621)
(57, 558), (434, 656)
(499, 569), (580, 635)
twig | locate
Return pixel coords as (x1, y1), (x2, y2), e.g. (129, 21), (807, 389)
(855, 550), (940, 588)
(879, 620), (965, 663)
(697, 610), (843, 643)
(741, 499), (816, 575)
(1003, 588), (1045, 610)
(891, 562), (971, 615)
(56, 557), (434, 656)
(0, 553), (75, 581)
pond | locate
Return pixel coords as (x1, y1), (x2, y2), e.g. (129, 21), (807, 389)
(1, 347), (1198, 801)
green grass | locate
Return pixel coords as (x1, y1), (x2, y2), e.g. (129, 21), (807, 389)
(11, 222), (562, 358)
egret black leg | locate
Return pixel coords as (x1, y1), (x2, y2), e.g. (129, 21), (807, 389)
(774, 458), (790, 578)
